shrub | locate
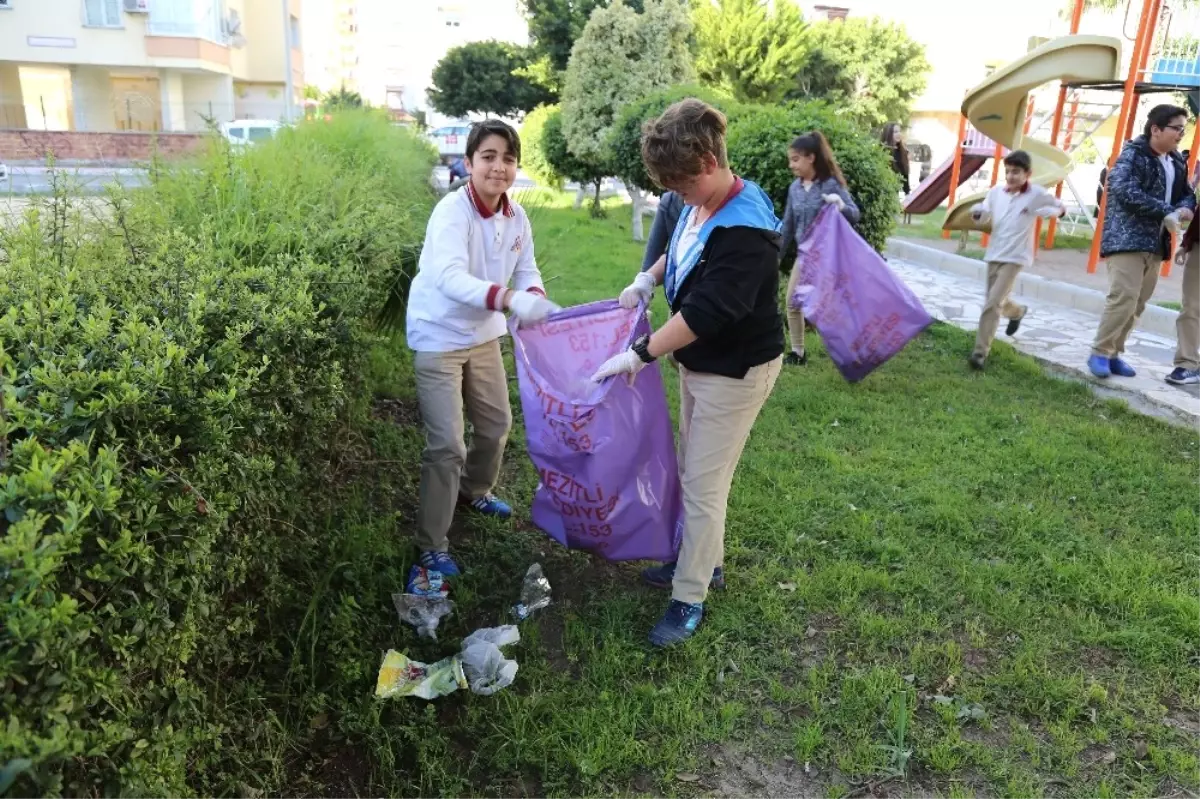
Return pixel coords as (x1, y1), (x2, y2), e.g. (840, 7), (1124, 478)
(607, 84), (737, 194)
(540, 104), (609, 217)
(725, 101), (900, 251)
(521, 104), (565, 189)
(0, 112), (436, 796)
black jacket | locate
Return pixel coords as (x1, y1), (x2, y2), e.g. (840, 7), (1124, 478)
(671, 226), (785, 379)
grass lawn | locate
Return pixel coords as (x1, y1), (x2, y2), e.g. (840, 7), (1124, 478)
(279, 195), (1198, 798)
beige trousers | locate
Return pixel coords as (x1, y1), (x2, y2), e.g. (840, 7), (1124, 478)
(973, 261), (1026, 358)
(1092, 252), (1161, 358)
(673, 357), (782, 604)
(785, 262), (806, 356)
(413, 339), (511, 552)
(1175, 246), (1200, 371)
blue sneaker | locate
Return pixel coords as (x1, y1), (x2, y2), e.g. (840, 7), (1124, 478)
(648, 600), (704, 647)
(418, 550), (461, 577)
(1087, 354), (1112, 378)
(460, 493), (512, 520)
(1167, 367), (1200, 386)
(641, 562), (725, 591)
(1109, 357), (1137, 378)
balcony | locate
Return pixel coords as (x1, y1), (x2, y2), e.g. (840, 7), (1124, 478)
(146, 0), (226, 45)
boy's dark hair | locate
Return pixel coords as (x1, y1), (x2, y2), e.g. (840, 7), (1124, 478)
(641, 98), (728, 188)
(1003, 150), (1033, 172)
(1144, 104), (1188, 138)
(790, 131), (847, 188)
(466, 119), (521, 162)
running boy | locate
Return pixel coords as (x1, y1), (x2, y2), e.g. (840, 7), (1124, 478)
(968, 150), (1065, 370)
(405, 120), (559, 576)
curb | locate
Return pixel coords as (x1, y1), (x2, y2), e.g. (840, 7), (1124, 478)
(886, 238), (1180, 339)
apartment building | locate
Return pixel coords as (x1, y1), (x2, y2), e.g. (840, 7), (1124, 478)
(0, 0), (304, 133)
(302, 0), (357, 96)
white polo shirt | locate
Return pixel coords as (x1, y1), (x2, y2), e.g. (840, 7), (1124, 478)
(976, 183), (1065, 268)
(406, 183), (545, 352)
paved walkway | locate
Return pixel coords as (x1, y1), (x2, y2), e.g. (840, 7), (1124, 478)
(887, 257), (1199, 427)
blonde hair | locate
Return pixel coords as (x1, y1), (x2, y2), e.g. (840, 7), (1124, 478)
(641, 98), (729, 189)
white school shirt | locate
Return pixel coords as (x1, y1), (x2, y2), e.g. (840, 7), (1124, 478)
(976, 183), (1064, 268)
(406, 183), (545, 352)
(1160, 152), (1175, 203)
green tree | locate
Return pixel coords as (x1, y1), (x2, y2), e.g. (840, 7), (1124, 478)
(323, 85), (364, 112)
(540, 105), (608, 216)
(561, 0), (694, 165)
(428, 41), (555, 119)
(519, 0), (646, 93)
(791, 17), (930, 129)
(691, 0), (809, 103)
(521, 104), (565, 189)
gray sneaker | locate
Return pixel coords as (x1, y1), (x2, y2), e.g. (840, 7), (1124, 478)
(1166, 367), (1200, 386)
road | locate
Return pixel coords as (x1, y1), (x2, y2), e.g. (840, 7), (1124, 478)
(1, 164), (149, 195)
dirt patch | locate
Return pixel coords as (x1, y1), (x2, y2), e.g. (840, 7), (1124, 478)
(706, 745), (830, 798)
(373, 396), (422, 427)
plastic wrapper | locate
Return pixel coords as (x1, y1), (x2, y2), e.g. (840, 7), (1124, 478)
(405, 565), (450, 596)
(509, 301), (682, 561)
(374, 650), (467, 700)
(392, 593), (455, 639)
(791, 207), (933, 382)
(462, 625), (521, 649)
(511, 563), (552, 621)
(460, 642), (519, 696)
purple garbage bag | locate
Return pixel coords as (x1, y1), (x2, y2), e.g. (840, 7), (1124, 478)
(509, 300), (682, 562)
(791, 207), (933, 382)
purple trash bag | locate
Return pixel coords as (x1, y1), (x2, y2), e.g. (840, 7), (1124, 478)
(790, 207), (933, 382)
(509, 300), (682, 562)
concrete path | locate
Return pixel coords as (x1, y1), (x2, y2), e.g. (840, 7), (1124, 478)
(886, 239), (1198, 427)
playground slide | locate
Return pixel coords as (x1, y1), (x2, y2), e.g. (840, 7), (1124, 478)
(902, 152), (990, 215)
(943, 35), (1122, 232)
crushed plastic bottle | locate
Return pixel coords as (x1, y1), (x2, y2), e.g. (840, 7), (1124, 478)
(460, 642), (519, 695)
(511, 563), (552, 621)
(462, 625), (520, 649)
(374, 650), (467, 700)
(393, 593), (454, 639)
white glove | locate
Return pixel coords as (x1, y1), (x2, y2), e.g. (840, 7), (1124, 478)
(618, 272), (656, 309)
(822, 193), (846, 210)
(508, 290), (560, 326)
(590, 349), (648, 382)
(1165, 211), (1185, 234)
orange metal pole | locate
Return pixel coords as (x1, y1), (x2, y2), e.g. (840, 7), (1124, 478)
(1045, 0), (1084, 250)
(982, 139), (1004, 247)
(1047, 93), (1081, 248)
(1022, 96), (1046, 256)
(1088, 0), (1158, 274)
(943, 113), (969, 240)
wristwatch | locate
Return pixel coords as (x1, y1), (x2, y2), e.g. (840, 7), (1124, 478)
(631, 334), (656, 364)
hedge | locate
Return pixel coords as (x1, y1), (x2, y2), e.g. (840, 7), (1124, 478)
(0, 112), (436, 796)
(604, 88), (900, 251)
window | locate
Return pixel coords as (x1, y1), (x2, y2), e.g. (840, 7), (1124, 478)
(247, 127), (275, 142)
(84, 0), (122, 26)
(227, 127), (245, 140)
(289, 15), (301, 48)
(0, 1), (12, 9)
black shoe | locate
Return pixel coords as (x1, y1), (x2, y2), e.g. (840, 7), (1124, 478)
(1005, 308), (1027, 337)
(968, 354), (986, 371)
(785, 351), (808, 367)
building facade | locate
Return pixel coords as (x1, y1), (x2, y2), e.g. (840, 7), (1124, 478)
(0, 0), (303, 133)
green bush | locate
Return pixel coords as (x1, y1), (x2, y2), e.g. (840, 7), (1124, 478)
(521, 103), (564, 189)
(540, 104), (609, 216)
(0, 112), (436, 796)
(725, 101), (900, 252)
(607, 84), (736, 194)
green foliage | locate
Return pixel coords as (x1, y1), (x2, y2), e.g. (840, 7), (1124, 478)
(691, 0), (809, 103)
(520, 0), (646, 88)
(561, 0), (694, 164)
(0, 112), (436, 796)
(428, 40), (555, 119)
(540, 105), (608, 216)
(724, 101), (900, 251)
(607, 84), (736, 193)
(323, 85), (365, 111)
(522, 104), (566, 189)
(791, 17), (930, 129)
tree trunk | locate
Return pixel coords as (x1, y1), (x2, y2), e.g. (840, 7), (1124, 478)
(574, 186), (586, 210)
(630, 187), (646, 242)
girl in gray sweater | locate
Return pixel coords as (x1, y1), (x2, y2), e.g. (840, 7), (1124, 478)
(779, 131), (860, 365)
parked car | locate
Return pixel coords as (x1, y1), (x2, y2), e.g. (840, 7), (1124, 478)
(428, 123), (471, 161)
(220, 119), (284, 147)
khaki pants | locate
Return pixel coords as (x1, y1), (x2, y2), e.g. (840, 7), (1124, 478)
(973, 261), (1026, 358)
(673, 357), (782, 604)
(1175, 246), (1200, 370)
(785, 262), (806, 356)
(413, 339), (511, 552)
(1092, 252), (1161, 358)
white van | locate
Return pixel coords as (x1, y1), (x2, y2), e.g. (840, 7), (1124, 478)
(220, 119), (283, 146)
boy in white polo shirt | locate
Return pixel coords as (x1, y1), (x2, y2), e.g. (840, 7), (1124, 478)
(968, 150), (1065, 370)
(406, 119), (558, 576)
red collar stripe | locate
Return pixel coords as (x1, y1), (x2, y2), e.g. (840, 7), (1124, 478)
(467, 181), (515, 219)
(711, 176), (745, 216)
